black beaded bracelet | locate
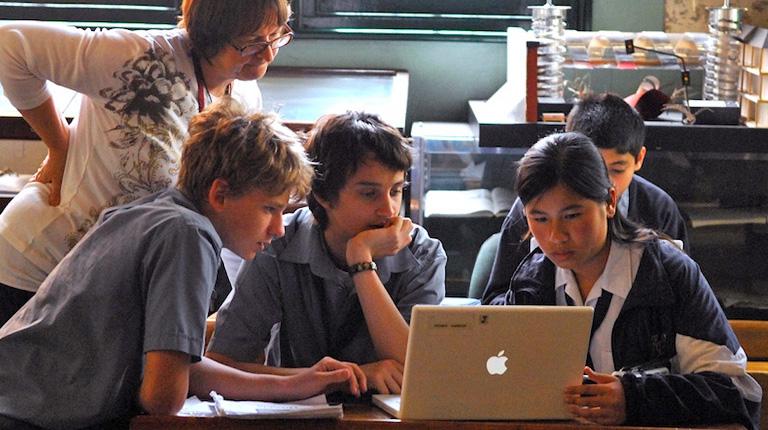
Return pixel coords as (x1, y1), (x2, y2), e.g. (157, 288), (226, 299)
(348, 261), (377, 274)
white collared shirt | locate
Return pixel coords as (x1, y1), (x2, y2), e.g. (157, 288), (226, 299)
(618, 188), (629, 218)
(554, 240), (644, 373)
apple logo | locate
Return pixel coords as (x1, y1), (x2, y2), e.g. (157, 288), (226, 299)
(486, 350), (508, 375)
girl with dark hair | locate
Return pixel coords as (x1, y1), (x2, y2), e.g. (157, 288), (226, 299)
(484, 93), (688, 306)
(506, 132), (761, 429)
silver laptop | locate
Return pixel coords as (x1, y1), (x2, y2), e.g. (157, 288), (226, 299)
(373, 305), (593, 420)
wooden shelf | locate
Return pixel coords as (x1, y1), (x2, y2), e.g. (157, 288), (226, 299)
(682, 206), (768, 228)
(742, 93), (761, 103)
(469, 100), (768, 153)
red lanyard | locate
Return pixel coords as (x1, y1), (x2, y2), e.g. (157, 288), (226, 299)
(192, 51), (231, 112)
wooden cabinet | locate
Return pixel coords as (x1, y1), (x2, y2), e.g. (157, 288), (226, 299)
(740, 40), (768, 128)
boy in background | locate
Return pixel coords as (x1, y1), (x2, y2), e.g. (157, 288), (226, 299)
(0, 99), (362, 429)
(207, 111), (446, 395)
(483, 93), (688, 305)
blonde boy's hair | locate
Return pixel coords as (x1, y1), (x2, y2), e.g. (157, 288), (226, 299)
(177, 97), (312, 206)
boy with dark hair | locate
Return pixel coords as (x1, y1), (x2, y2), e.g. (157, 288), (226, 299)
(0, 99), (362, 429)
(482, 93), (688, 305)
(207, 111), (446, 395)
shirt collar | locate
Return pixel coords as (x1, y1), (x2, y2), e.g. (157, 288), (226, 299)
(618, 189), (629, 218)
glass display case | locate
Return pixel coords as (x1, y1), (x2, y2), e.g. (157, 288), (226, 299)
(643, 150), (768, 320)
(410, 122), (526, 296)
(411, 121), (768, 320)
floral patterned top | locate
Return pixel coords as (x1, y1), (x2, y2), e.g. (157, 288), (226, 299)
(0, 22), (262, 291)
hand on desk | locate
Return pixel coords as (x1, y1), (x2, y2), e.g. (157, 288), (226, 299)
(564, 366), (626, 425)
(361, 359), (404, 394)
(290, 357), (367, 399)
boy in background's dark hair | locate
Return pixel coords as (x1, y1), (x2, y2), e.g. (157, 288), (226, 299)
(483, 93), (688, 305)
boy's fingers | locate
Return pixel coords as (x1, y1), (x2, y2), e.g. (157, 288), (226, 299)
(401, 218), (413, 233)
(327, 369), (359, 395)
(350, 365), (367, 393)
(372, 378), (390, 395)
(385, 374), (402, 394)
(392, 369), (403, 386)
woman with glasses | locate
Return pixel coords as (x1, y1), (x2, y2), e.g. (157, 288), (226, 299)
(0, 0), (294, 325)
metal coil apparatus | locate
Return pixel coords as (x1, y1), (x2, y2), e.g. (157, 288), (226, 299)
(529, 0), (570, 99)
(703, 0), (745, 101)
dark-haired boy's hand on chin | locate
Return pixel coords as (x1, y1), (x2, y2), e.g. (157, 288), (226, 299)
(360, 359), (404, 395)
(563, 366), (626, 425)
(292, 357), (367, 399)
(347, 216), (413, 263)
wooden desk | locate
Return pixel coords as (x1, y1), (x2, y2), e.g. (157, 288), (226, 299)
(130, 403), (745, 430)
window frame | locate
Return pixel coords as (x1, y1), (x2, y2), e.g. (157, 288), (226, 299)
(293, 0), (592, 41)
(0, 0), (179, 30)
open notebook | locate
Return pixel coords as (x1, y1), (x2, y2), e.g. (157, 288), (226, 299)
(179, 393), (342, 419)
(373, 305), (593, 420)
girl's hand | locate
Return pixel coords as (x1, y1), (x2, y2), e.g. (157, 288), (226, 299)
(563, 366), (626, 425)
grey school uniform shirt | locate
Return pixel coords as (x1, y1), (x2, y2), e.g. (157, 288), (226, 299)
(0, 189), (220, 429)
(209, 207), (446, 367)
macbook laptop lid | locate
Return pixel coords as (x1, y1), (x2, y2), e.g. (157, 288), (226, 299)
(374, 305), (593, 420)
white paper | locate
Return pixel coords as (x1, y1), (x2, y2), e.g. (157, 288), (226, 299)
(178, 393), (342, 419)
(177, 396), (217, 417)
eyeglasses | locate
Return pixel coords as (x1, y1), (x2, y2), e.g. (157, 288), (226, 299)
(230, 26), (294, 57)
